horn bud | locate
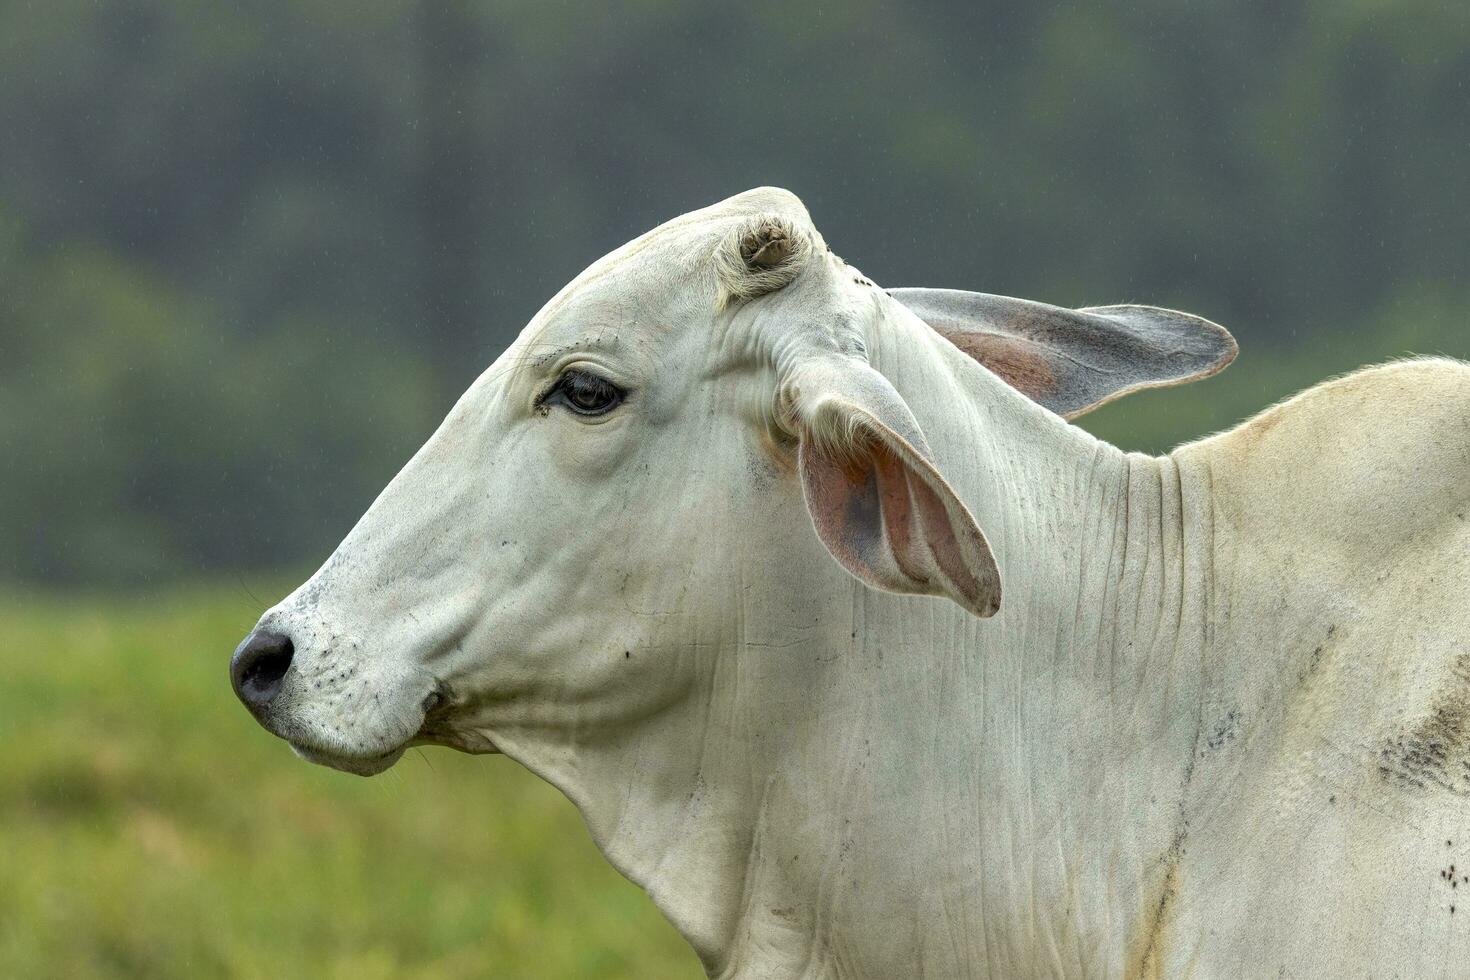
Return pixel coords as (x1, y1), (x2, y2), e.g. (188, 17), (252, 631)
(741, 220), (795, 269)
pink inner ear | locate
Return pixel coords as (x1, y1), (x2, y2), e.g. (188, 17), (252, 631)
(905, 465), (985, 603)
(931, 328), (1061, 406)
(870, 441), (923, 582)
(799, 427), (999, 615)
(800, 438), (897, 589)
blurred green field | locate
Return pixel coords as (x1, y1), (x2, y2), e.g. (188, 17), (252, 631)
(0, 589), (702, 978)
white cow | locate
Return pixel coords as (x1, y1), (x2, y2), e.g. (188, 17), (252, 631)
(231, 188), (1470, 978)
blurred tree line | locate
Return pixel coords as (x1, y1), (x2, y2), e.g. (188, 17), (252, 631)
(2, 0), (1467, 586)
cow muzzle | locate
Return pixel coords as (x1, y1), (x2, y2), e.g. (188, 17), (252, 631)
(229, 614), (444, 777)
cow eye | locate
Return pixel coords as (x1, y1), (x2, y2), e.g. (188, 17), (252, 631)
(541, 369), (626, 417)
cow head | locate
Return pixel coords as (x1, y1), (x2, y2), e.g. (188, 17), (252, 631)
(230, 187), (1232, 776)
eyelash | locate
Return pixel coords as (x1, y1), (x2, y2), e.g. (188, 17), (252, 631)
(538, 369), (627, 417)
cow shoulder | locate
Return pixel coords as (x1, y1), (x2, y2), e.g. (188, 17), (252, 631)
(1183, 356), (1470, 562)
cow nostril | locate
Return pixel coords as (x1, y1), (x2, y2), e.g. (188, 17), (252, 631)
(230, 630), (295, 710)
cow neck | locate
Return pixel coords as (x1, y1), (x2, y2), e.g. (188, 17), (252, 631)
(885, 339), (1214, 975)
(522, 326), (1215, 977)
(894, 323), (1214, 766)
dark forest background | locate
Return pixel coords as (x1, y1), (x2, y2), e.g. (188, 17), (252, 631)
(4, 1), (1467, 586)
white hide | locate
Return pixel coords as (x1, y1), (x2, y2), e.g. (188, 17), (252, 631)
(244, 188), (1470, 978)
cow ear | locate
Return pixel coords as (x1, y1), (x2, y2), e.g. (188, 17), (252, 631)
(889, 288), (1236, 419)
(787, 358), (1001, 618)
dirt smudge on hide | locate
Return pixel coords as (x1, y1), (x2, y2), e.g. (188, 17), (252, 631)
(1378, 653), (1470, 796)
(1126, 830), (1185, 980)
(1205, 708), (1241, 751)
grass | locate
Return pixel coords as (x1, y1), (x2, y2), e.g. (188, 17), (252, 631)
(0, 588), (702, 978)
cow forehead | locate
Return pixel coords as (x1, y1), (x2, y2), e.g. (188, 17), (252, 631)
(513, 186), (824, 359)
(507, 257), (702, 370)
